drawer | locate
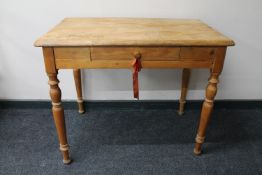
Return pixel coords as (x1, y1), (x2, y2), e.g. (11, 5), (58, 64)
(91, 47), (180, 61)
(54, 47), (91, 60)
(180, 47), (216, 60)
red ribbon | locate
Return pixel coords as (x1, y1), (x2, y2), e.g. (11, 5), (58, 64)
(132, 56), (142, 99)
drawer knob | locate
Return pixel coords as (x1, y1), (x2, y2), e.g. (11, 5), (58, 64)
(134, 52), (141, 59)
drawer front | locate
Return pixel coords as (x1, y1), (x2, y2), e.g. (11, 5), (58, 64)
(180, 47), (216, 60)
(54, 47), (91, 60)
(91, 47), (180, 61)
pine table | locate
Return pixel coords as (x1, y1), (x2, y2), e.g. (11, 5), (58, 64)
(35, 18), (234, 164)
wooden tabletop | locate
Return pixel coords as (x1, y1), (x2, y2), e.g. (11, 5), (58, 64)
(34, 18), (234, 47)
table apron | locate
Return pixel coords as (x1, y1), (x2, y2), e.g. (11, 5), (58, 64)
(53, 46), (217, 69)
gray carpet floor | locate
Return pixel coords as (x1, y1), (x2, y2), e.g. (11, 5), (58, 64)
(0, 106), (262, 175)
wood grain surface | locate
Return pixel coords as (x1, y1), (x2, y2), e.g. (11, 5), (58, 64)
(35, 18), (234, 47)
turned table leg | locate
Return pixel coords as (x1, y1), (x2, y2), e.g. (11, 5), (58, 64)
(48, 72), (72, 164)
(42, 47), (72, 164)
(178, 68), (191, 115)
(73, 69), (85, 114)
(194, 74), (219, 155)
(193, 47), (227, 155)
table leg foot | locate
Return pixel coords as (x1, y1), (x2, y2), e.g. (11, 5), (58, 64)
(77, 100), (85, 114)
(63, 158), (72, 165)
(177, 110), (184, 116)
(193, 143), (202, 155)
(78, 110), (85, 114)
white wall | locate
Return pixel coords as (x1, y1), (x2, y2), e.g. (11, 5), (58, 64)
(0, 0), (262, 100)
